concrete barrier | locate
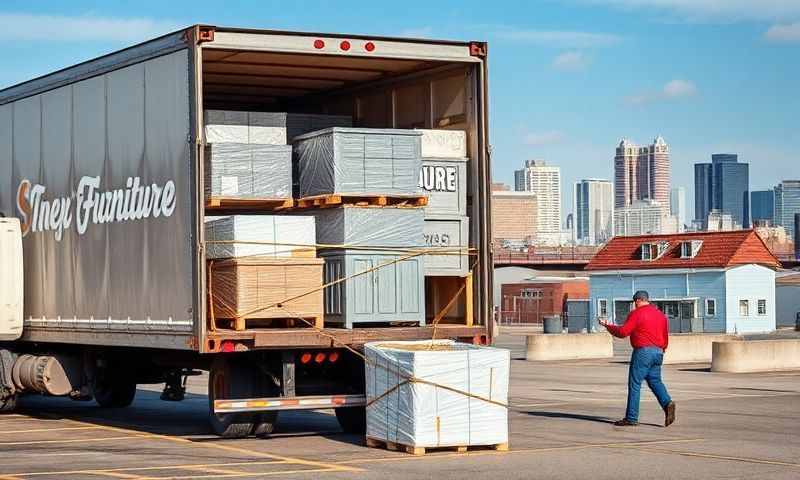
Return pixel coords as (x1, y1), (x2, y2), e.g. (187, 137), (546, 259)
(711, 339), (800, 373)
(663, 334), (739, 364)
(525, 333), (613, 361)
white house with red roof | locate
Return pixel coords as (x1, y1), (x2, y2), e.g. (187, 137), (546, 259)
(585, 230), (780, 334)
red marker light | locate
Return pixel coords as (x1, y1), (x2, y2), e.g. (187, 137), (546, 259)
(314, 352), (327, 364)
(328, 351), (340, 363)
(364, 42), (375, 52)
(339, 40), (351, 51)
(300, 352), (312, 364)
(314, 39), (325, 49)
(220, 341), (235, 353)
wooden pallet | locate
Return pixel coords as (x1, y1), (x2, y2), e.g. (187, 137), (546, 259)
(293, 193), (428, 209)
(206, 197), (293, 211)
(365, 437), (509, 456)
(213, 315), (323, 332)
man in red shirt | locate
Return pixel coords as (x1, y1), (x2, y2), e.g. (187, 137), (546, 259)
(600, 290), (676, 427)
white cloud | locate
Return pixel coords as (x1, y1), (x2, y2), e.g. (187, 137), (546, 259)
(576, 0), (800, 22)
(524, 131), (566, 146)
(397, 26), (434, 39)
(663, 79), (698, 98)
(490, 26), (623, 48)
(765, 22), (800, 42)
(0, 12), (182, 42)
(625, 79), (698, 105)
(552, 51), (591, 71)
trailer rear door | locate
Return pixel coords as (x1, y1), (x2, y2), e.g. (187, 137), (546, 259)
(0, 218), (23, 341)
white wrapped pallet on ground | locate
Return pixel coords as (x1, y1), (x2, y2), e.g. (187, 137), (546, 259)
(365, 340), (509, 449)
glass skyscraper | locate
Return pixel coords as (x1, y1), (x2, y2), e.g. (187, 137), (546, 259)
(693, 154), (750, 229)
(775, 181), (800, 240)
(751, 190), (775, 224)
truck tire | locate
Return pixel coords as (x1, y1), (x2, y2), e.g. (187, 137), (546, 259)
(0, 394), (17, 413)
(208, 356), (258, 438)
(93, 372), (137, 408)
(335, 406), (366, 434)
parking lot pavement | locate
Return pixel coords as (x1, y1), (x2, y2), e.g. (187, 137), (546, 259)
(1, 334), (799, 480)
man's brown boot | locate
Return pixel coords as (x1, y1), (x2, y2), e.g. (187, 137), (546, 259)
(664, 401), (676, 427)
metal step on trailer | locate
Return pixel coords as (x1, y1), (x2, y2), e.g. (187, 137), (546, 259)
(213, 393), (367, 414)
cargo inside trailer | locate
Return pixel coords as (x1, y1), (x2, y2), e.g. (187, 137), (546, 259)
(198, 43), (487, 344)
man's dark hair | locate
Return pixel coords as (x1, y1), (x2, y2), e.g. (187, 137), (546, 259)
(633, 290), (649, 302)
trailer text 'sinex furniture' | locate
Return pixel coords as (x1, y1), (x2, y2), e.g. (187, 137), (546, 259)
(0, 25), (492, 437)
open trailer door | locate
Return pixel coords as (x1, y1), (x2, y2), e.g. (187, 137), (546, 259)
(0, 218), (23, 341)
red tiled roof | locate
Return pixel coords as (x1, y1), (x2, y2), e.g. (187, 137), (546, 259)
(586, 230), (781, 271)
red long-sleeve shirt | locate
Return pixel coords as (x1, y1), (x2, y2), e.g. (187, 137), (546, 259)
(605, 303), (669, 350)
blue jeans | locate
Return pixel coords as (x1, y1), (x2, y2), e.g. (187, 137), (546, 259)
(626, 347), (672, 422)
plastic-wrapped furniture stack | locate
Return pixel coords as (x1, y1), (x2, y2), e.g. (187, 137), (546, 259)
(416, 129), (470, 277)
(311, 206), (427, 328)
(365, 340), (509, 455)
(204, 215), (323, 330)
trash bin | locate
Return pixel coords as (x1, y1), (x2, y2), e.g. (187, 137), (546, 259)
(543, 315), (562, 334)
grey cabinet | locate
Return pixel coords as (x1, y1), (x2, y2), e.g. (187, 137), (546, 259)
(321, 250), (425, 328)
(419, 157), (468, 217)
(423, 215), (469, 276)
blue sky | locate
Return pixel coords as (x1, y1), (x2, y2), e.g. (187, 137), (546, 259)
(1, 0), (798, 218)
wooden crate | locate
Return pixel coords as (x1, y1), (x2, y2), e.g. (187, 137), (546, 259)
(425, 273), (473, 326)
(207, 257), (324, 331)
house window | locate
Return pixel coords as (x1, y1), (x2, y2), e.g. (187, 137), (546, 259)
(757, 299), (767, 315)
(739, 299), (750, 317)
(680, 240), (703, 258)
(598, 299), (608, 317)
(705, 298), (716, 316)
(641, 241), (670, 261)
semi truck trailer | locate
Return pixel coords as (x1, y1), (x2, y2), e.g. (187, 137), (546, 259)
(0, 25), (492, 437)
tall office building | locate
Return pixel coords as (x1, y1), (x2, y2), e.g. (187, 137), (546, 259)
(775, 180), (800, 240)
(514, 160), (561, 243)
(614, 136), (670, 209)
(751, 190), (775, 224)
(670, 187), (686, 232)
(574, 179), (614, 245)
(693, 154), (750, 229)
(614, 200), (678, 237)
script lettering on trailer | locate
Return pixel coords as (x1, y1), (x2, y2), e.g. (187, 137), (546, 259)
(16, 176), (177, 242)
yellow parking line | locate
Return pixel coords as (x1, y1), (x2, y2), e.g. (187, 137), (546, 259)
(53, 416), (362, 474)
(5, 461), (289, 477)
(3, 426), (101, 434)
(181, 466), (249, 477)
(0, 436), (135, 446)
(141, 469), (336, 480)
(335, 438), (705, 465)
(616, 445), (800, 469)
(93, 472), (143, 479)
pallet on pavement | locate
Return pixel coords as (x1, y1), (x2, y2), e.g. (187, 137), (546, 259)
(365, 436), (509, 456)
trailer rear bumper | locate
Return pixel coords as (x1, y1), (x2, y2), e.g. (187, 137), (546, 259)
(214, 394), (367, 414)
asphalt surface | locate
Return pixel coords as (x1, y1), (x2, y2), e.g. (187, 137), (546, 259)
(2, 333), (799, 479)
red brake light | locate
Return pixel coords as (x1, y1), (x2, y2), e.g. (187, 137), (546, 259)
(314, 352), (326, 364)
(339, 40), (351, 51)
(328, 351), (340, 363)
(314, 39), (325, 49)
(300, 352), (312, 364)
(220, 341), (235, 353)
(364, 42), (375, 52)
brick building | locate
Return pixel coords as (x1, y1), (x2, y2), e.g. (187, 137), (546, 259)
(499, 277), (589, 325)
(492, 189), (537, 246)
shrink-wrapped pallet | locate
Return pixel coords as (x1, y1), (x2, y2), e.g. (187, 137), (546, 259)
(416, 129), (467, 158)
(204, 143), (292, 199)
(286, 113), (352, 141)
(365, 340), (509, 449)
(293, 128), (422, 197)
(311, 206), (424, 249)
(208, 256), (324, 330)
(418, 157), (468, 217)
(205, 215), (316, 260)
(204, 110), (287, 144)
(423, 216), (470, 276)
